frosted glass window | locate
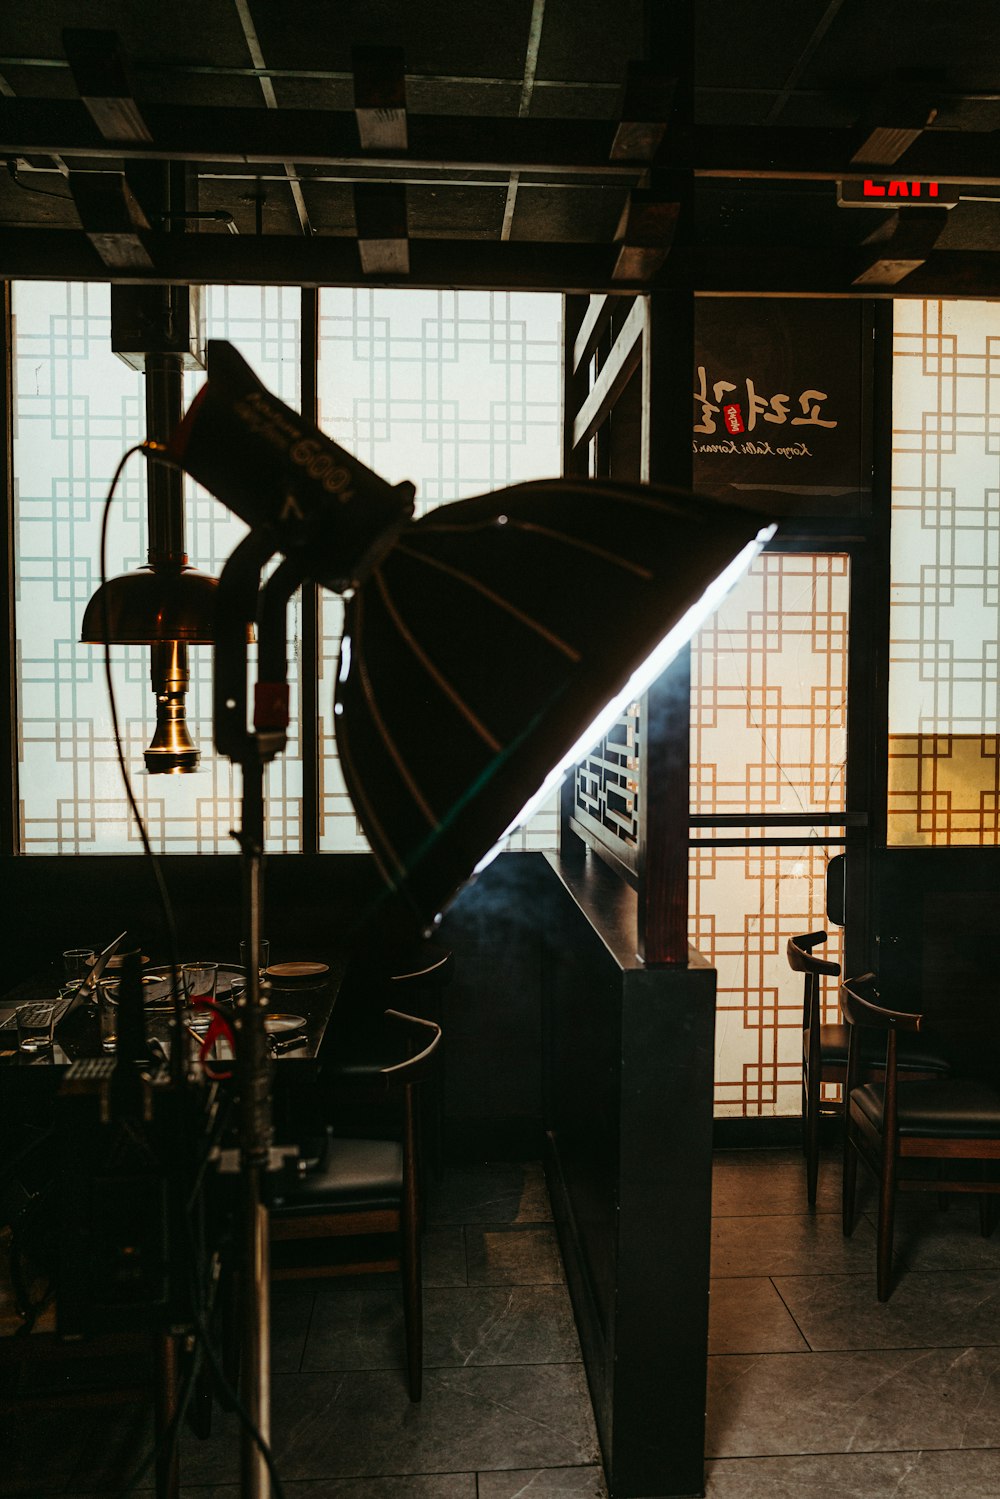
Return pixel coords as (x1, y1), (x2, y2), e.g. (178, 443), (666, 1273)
(689, 552), (850, 1117)
(889, 300), (1000, 846)
(316, 288), (563, 852)
(13, 282), (302, 852)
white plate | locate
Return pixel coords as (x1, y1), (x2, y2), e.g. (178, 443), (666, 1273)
(264, 1013), (307, 1034)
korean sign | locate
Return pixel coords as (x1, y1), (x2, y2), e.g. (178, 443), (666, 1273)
(693, 300), (871, 517)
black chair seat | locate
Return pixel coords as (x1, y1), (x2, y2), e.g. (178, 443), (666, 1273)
(853, 1078), (1000, 1139)
(815, 1023), (952, 1074)
(274, 1134), (403, 1216)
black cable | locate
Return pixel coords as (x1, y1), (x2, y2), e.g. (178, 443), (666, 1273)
(98, 446), (186, 1081)
(189, 1295), (288, 1499)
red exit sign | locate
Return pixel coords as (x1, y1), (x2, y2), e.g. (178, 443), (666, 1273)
(838, 179), (961, 208)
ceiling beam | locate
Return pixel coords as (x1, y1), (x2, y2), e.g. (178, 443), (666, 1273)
(352, 46), (408, 152)
(4, 228), (1000, 298)
(6, 102), (999, 187)
(680, 126), (1000, 185)
(62, 28), (152, 144)
(0, 99), (648, 176)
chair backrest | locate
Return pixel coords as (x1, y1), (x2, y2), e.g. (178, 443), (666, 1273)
(826, 855), (846, 928)
(840, 973), (922, 1099)
(787, 931), (840, 979)
(379, 1009), (442, 1085)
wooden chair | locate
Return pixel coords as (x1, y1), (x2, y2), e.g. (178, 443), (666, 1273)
(790, 932), (951, 1207)
(841, 973), (1000, 1300)
(269, 1009), (441, 1400)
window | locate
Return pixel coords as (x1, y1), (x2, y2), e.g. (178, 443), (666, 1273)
(11, 283), (562, 854)
(888, 299), (1000, 846)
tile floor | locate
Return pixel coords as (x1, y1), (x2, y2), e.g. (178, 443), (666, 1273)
(2, 1161), (604, 1498)
(705, 1146), (1000, 1498)
(4, 1149), (999, 1497)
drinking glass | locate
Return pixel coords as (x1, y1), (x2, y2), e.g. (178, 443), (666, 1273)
(240, 938), (270, 976)
(183, 963), (218, 1032)
(98, 982), (119, 1052)
(17, 1002), (57, 1053)
(63, 947), (96, 989)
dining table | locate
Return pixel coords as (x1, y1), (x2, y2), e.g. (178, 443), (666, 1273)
(0, 955), (347, 1069)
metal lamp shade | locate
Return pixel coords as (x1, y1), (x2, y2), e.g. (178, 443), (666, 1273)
(80, 563), (218, 645)
(334, 478), (773, 923)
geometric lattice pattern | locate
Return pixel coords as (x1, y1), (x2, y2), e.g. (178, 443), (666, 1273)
(13, 281), (302, 852)
(315, 287), (563, 853)
(689, 552), (850, 1117)
(691, 844), (844, 1117)
(888, 734), (1000, 845)
(691, 552), (849, 819)
(889, 299), (1000, 846)
(572, 702), (640, 868)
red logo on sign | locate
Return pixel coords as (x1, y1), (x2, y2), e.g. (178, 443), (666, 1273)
(723, 404), (744, 434)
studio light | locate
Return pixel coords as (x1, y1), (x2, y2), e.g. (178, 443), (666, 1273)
(163, 340), (776, 923)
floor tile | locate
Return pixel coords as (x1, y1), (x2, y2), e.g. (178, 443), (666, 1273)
(864, 1200), (1000, 1273)
(177, 1365), (599, 1483)
(302, 1281), (581, 1372)
(712, 1150), (841, 1218)
(423, 1228), (468, 1287)
(774, 1270), (1000, 1350)
(302, 1278), (407, 1373)
(478, 1467), (607, 1498)
(169, 1477), (478, 1498)
(707, 1345), (1000, 1457)
(272, 1281), (318, 1373)
(427, 1163), (551, 1226)
(466, 1225), (565, 1285)
(704, 1448), (1000, 1498)
(709, 1278), (808, 1355)
(712, 1149), (877, 1220)
(711, 1212), (877, 1278)
(424, 1285), (581, 1367)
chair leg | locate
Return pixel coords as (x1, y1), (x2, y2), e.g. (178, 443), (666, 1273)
(805, 1072), (821, 1208)
(876, 1139), (897, 1302)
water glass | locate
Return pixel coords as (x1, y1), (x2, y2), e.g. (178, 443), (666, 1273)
(63, 947), (96, 989)
(98, 982), (119, 1052)
(240, 938), (270, 976)
(17, 1002), (57, 1054)
(183, 963), (218, 1031)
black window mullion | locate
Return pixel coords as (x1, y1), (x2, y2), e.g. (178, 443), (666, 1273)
(299, 285), (320, 853)
(1, 284), (17, 856)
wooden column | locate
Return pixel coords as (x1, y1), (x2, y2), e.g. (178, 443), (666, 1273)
(637, 287), (694, 962)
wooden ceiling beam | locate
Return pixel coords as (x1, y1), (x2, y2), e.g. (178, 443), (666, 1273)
(61, 28), (152, 145)
(4, 228), (1000, 298)
(0, 98), (651, 177)
(681, 126), (1000, 185)
(352, 46), (408, 152)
